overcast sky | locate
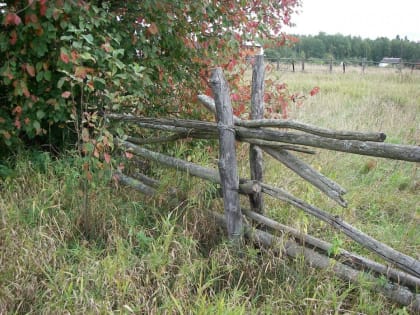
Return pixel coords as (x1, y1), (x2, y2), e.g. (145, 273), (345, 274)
(286, 0), (420, 42)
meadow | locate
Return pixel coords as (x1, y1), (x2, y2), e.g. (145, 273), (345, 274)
(0, 67), (419, 314)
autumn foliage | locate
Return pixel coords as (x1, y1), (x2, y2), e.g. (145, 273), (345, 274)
(0, 0), (300, 151)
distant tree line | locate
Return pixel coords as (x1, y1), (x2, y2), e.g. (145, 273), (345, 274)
(266, 32), (420, 63)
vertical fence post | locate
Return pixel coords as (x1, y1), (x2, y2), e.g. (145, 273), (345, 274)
(210, 67), (243, 245)
(301, 59), (305, 72)
(249, 55), (265, 214)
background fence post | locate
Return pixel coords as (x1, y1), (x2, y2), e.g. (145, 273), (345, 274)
(210, 67), (243, 245)
(249, 55), (265, 214)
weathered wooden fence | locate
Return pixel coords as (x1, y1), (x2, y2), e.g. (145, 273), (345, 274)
(110, 56), (420, 311)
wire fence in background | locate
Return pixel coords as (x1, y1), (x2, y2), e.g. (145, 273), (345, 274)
(262, 58), (420, 75)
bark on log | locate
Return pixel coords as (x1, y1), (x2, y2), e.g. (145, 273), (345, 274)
(131, 172), (160, 188)
(210, 211), (420, 312)
(235, 126), (420, 162)
(109, 115), (420, 162)
(236, 119), (386, 142)
(259, 183), (420, 278)
(197, 95), (386, 141)
(127, 134), (188, 145)
(242, 209), (420, 290)
(117, 140), (259, 196)
(243, 138), (315, 154)
(114, 171), (157, 196)
(249, 55), (265, 214)
(262, 146), (347, 207)
(210, 67), (243, 243)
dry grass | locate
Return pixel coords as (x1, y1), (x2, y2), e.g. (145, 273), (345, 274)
(0, 68), (419, 314)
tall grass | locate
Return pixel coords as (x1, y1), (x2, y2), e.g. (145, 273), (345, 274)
(0, 68), (419, 314)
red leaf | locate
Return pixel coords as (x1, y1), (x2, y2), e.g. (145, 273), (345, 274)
(147, 22), (159, 35)
(231, 93), (240, 102)
(10, 30), (17, 45)
(233, 103), (246, 117)
(25, 13), (38, 24)
(61, 91), (71, 98)
(40, 3), (47, 16)
(26, 64), (35, 77)
(4, 13), (22, 26)
(14, 119), (21, 129)
(22, 86), (30, 97)
(12, 106), (22, 114)
(104, 152), (111, 164)
(60, 51), (70, 64)
(310, 87), (320, 96)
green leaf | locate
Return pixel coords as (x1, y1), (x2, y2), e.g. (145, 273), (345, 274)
(44, 71), (52, 81)
(36, 71), (44, 82)
(33, 120), (41, 130)
(57, 76), (66, 89)
(80, 52), (96, 62)
(36, 110), (46, 120)
(82, 34), (94, 44)
(72, 41), (83, 49)
(60, 35), (73, 41)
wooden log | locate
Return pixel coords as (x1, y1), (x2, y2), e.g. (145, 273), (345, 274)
(242, 138), (315, 154)
(117, 139), (259, 196)
(126, 134), (188, 145)
(242, 209), (420, 290)
(210, 210), (420, 312)
(110, 115), (420, 162)
(236, 119), (386, 142)
(249, 54), (265, 214)
(259, 183), (420, 278)
(130, 172), (160, 188)
(210, 67), (243, 243)
(262, 146), (347, 207)
(114, 171), (157, 196)
(235, 126), (420, 162)
(197, 96), (386, 142)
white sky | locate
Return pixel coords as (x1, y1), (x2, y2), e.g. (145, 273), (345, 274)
(286, 0), (420, 41)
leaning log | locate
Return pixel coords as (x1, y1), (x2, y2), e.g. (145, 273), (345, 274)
(210, 67), (243, 243)
(260, 183), (420, 278)
(262, 146), (347, 207)
(114, 171), (157, 196)
(242, 209), (420, 290)
(210, 211), (420, 312)
(117, 139), (259, 196)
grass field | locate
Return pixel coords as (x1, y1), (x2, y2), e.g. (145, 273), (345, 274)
(0, 68), (419, 314)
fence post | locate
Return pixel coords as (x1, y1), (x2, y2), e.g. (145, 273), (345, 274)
(249, 55), (265, 214)
(210, 67), (243, 245)
(301, 59), (305, 72)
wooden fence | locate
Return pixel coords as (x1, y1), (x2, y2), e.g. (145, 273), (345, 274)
(109, 56), (420, 311)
